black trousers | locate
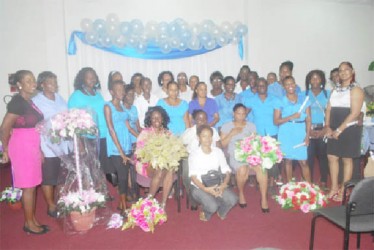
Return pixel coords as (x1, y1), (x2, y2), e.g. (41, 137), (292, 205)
(307, 137), (329, 183)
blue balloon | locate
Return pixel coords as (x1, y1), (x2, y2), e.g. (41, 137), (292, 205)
(198, 32), (211, 43)
(97, 34), (112, 47)
(136, 42), (147, 54)
(180, 30), (192, 41)
(158, 22), (169, 34)
(203, 39), (216, 50)
(170, 37), (180, 49)
(201, 19), (215, 32)
(160, 41), (172, 54)
(178, 40), (188, 51)
(128, 36), (139, 48)
(120, 22), (131, 35)
(216, 34), (228, 47)
(84, 32), (98, 45)
(131, 19), (144, 34)
(93, 19), (106, 35)
(236, 24), (248, 36)
(188, 36), (201, 50)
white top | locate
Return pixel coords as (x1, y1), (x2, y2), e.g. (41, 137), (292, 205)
(134, 94), (159, 127)
(181, 125), (220, 153)
(188, 146), (231, 187)
(179, 88), (193, 102)
(330, 89), (352, 108)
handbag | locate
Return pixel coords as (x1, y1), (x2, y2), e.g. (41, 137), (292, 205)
(201, 169), (224, 187)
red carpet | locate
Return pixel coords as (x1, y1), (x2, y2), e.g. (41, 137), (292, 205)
(1, 164), (373, 250)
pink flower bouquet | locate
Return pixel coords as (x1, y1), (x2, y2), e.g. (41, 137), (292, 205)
(122, 197), (167, 233)
(234, 133), (283, 170)
(49, 109), (98, 144)
(275, 180), (328, 213)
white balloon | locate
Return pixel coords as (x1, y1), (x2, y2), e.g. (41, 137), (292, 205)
(112, 35), (127, 48)
(93, 19), (106, 34)
(106, 13), (119, 24)
(80, 18), (93, 32)
(106, 23), (119, 36)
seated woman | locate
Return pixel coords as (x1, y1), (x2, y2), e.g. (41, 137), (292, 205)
(189, 125), (238, 221)
(135, 106), (174, 208)
(221, 104), (269, 212)
(181, 109), (221, 209)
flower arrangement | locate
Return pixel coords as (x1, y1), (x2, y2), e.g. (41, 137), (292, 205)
(135, 128), (188, 175)
(107, 213), (124, 229)
(275, 180), (328, 213)
(49, 109), (98, 144)
(122, 197), (167, 233)
(57, 188), (105, 215)
(234, 133), (283, 170)
(0, 187), (22, 204)
(366, 101), (374, 117)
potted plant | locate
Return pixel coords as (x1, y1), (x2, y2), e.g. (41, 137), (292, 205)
(57, 188), (105, 231)
(0, 187), (23, 210)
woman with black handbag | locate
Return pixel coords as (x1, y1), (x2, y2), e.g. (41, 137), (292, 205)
(189, 125), (238, 221)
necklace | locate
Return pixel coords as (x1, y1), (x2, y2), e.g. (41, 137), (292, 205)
(83, 86), (95, 96)
(335, 82), (356, 92)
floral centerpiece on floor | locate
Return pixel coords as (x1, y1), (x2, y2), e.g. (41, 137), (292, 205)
(275, 179), (328, 213)
(48, 109), (98, 144)
(57, 188), (105, 215)
(235, 133), (283, 171)
(0, 187), (22, 204)
(134, 128), (188, 175)
(122, 196), (167, 233)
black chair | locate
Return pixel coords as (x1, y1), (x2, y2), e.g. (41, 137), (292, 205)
(309, 177), (374, 250)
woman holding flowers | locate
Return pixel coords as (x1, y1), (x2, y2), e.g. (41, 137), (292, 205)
(104, 80), (132, 214)
(135, 106), (175, 208)
(0, 70), (48, 234)
(156, 81), (190, 136)
(189, 125), (238, 221)
(32, 71), (68, 218)
(274, 76), (312, 183)
(221, 104), (270, 212)
(68, 68), (112, 181)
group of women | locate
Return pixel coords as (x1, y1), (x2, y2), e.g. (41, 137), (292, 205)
(0, 60), (364, 232)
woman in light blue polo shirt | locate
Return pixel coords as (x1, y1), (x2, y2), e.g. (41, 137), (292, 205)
(303, 70), (330, 188)
(215, 76), (242, 130)
(274, 76), (312, 183)
(68, 68), (112, 180)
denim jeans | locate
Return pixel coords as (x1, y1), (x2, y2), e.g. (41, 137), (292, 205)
(191, 185), (238, 220)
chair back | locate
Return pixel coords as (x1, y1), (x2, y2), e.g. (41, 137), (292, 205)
(348, 177), (374, 215)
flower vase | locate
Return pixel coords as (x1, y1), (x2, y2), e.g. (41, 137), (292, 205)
(69, 208), (96, 232)
(8, 201), (22, 210)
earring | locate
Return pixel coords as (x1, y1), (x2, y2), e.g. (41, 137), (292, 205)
(320, 84), (323, 88)
(19, 86), (22, 89)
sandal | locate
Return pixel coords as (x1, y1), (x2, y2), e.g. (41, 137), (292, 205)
(327, 190), (339, 199)
(199, 211), (207, 222)
(332, 193), (343, 202)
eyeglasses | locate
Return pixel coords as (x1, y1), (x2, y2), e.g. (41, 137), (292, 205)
(212, 79), (223, 82)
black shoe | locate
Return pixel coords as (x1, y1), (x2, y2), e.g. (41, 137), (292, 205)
(261, 207), (270, 213)
(40, 225), (50, 231)
(239, 203), (247, 208)
(23, 226), (48, 235)
(190, 205), (198, 211)
(47, 209), (59, 218)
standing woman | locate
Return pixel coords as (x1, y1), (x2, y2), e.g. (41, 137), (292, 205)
(274, 76), (312, 183)
(324, 62), (364, 201)
(0, 70), (48, 234)
(236, 65), (251, 92)
(215, 76), (242, 130)
(68, 68), (112, 185)
(104, 80), (132, 214)
(303, 70), (330, 188)
(189, 82), (220, 127)
(157, 81), (189, 136)
(134, 77), (159, 128)
(107, 71), (123, 84)
(130, 73), (143, 99)
(32, 71), (68, 218)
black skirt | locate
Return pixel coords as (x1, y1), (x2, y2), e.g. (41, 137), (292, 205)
(327, 107), (362, 158)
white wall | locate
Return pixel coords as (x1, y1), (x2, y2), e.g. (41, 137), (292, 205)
(1, 0), (373, 119)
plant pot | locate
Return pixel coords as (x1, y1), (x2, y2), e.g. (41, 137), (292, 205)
(8, 201), (22, 210)
(69, 208), (96, 232)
